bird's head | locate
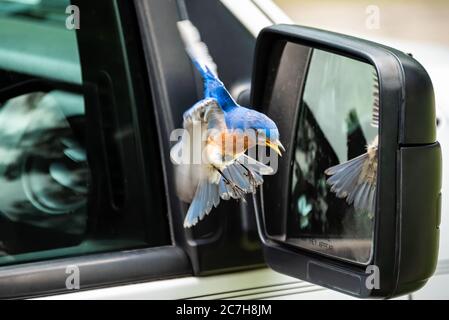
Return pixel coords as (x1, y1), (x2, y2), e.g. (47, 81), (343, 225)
(247, 111), (285, 156)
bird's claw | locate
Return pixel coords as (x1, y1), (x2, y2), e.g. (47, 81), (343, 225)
(237, 161), (258, 192)
(225, 179), (246, 200)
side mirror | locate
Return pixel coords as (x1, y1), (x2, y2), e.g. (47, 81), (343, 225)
(252, 25), (442, 298)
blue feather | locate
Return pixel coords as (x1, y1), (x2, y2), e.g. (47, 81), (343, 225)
(191, 57), (280, 141)
(191, 57), (237, 112)
(177, 20), (283, 228)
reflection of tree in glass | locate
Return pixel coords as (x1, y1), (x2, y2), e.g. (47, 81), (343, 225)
(289, 96), (375, 236)
(289, 102), (347, 237)
(325, 74), (379, 218)
(288, 98), (374, 263)
(346, 109), (361, 136)
(297, 195), (312, 229)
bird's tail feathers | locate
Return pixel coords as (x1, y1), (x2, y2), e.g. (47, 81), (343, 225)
(184, 179), (220, 228)
(177, 20), (218, 79)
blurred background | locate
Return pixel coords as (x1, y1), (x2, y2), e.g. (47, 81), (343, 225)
(274, 0), (449, 46)
(271, 0), (449, 146)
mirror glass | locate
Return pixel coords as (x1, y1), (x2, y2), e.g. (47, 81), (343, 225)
(283, 44), (379, 264)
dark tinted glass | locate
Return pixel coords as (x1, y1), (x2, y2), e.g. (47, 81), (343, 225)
(0, 0), (167, 266)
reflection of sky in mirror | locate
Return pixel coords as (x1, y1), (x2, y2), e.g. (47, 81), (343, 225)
(303, 49), (377, 163)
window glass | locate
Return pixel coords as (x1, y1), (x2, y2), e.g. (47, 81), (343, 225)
(0, 0), (166, 266)
(0, 0), (81, 84)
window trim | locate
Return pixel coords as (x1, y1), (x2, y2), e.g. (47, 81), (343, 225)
(0, 246), (189, 299)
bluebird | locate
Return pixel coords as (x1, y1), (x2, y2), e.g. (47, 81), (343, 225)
(172, 20), (285, 228)
(325, 73), (379, 218)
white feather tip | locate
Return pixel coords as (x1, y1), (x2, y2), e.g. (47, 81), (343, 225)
(177, 20), (218, 76)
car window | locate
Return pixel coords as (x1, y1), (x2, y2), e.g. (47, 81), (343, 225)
(0, 0), (81, 84)
(0, 0), (169, 266)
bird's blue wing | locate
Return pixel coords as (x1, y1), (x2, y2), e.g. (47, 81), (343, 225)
(182, 98), (225, 130)
(172, 98), (225, 203)
(177, 98), (228, 227)
(184, 180), (220, 228)
(177, 20), (237, 111)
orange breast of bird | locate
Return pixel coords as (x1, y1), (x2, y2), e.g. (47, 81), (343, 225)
(207, 130), (257, 160)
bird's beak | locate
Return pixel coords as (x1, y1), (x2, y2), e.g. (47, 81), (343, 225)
(266, 139), (285, 156)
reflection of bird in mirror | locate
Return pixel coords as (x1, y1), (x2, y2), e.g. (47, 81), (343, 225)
(172, 20), (284, 228)
(325, 73), (379, 218)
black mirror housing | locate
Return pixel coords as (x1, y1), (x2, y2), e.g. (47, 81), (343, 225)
(251, 24), (441, 298)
